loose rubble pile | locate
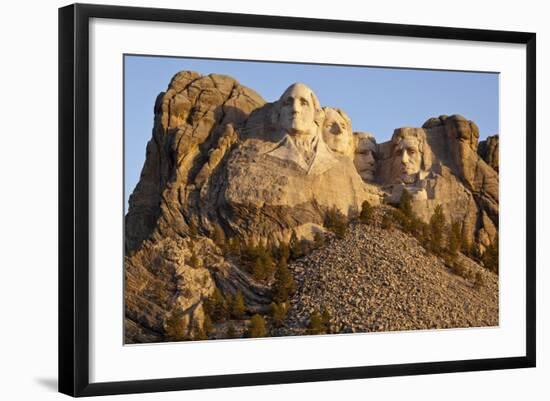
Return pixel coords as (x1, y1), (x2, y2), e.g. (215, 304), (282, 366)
(276, 221), (499, 336)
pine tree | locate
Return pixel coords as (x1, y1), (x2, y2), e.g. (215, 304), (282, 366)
(474, 271), (485, 289)
(252, 257), (265, 281)
(203, 313), (214, 335)
(429, 205), (446, 254)
(277, 242), (290, 265)
(447, 220), (462, 257)
(271, 302), (287, 328)
(226, 323), (237, 339)
(188, 220), (198, 239)
(324, 206), (348, 239)
(359, 200), (374, 224)
(399, 189), (413, 218)
(231, 290), (246, 319)
(482, 236), (499, 274)
(204, 288), (228, 322)
(246, 314), (267, 338)
(306, 310), (325, 335)
(272, 261), (296, 303)
(381, 213), (392, 229)
(228, 236), (242, 257)
(212, 224), (226, 252)
(321, 308), (332, 334)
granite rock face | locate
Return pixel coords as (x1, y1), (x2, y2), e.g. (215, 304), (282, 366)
(124, 72), (499, 342)
(125, 71), (266, 252)
(478, 134), (499, 172)
(376, 115), (499, 250)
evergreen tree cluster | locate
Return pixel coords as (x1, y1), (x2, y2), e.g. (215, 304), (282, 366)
(203, 288), (248, 325)
(386, 190), (498, 276)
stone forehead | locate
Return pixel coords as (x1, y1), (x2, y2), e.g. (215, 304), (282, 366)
(280, 83), (316, 101)
(324, 107), (351, 125)
(391, 128), (427, 144)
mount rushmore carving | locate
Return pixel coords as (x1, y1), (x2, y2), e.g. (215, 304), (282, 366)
(126, 71), (498, 253)
(124, 71), (499, 342)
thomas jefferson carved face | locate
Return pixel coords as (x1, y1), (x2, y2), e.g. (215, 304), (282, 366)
(390, 129), (427, 184)
(279, 83), (320, 138)
(322, 108), (354, 157)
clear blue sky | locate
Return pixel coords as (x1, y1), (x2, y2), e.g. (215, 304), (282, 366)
(124, 55), (499, 210)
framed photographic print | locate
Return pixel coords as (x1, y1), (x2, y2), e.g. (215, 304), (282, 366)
(58, 3), (536, 397)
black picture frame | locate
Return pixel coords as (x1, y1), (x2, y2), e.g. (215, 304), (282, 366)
(58, 3), (536, 397)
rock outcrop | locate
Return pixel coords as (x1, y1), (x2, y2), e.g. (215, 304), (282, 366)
(478, 134), (499, 172)
(376, 115), (499, 250)
(125, 71), (266, 252)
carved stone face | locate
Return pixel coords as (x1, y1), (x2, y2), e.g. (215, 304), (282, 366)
(391, 136), (422, 184)
(279, 83), (318, 137)
(353, 132), (377, 182)
(322, 108), (354, 157)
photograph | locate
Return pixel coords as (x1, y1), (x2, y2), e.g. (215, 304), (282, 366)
(124, 55), (500, 344)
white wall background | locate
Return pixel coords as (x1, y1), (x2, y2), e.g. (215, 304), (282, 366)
(0, 0), (547, 399)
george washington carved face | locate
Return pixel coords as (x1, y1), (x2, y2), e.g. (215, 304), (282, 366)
(278, 83), (322, 138)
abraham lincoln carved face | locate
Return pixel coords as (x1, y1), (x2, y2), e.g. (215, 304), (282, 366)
(389, 128), (429, 184)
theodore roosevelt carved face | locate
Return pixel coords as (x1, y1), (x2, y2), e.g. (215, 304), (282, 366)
(353, 132), (377, 182)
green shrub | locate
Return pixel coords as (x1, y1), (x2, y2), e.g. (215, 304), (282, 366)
(231, 290), (246, 320)
(359, 200), (374, 224)
(313, 231), (325, 248)
(473, 271), (485, 289)
(381, 213), (392, 229)
(306, 310), (325, 335)
(399, 189), (413, 218)
(324, 206), (348, 239)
